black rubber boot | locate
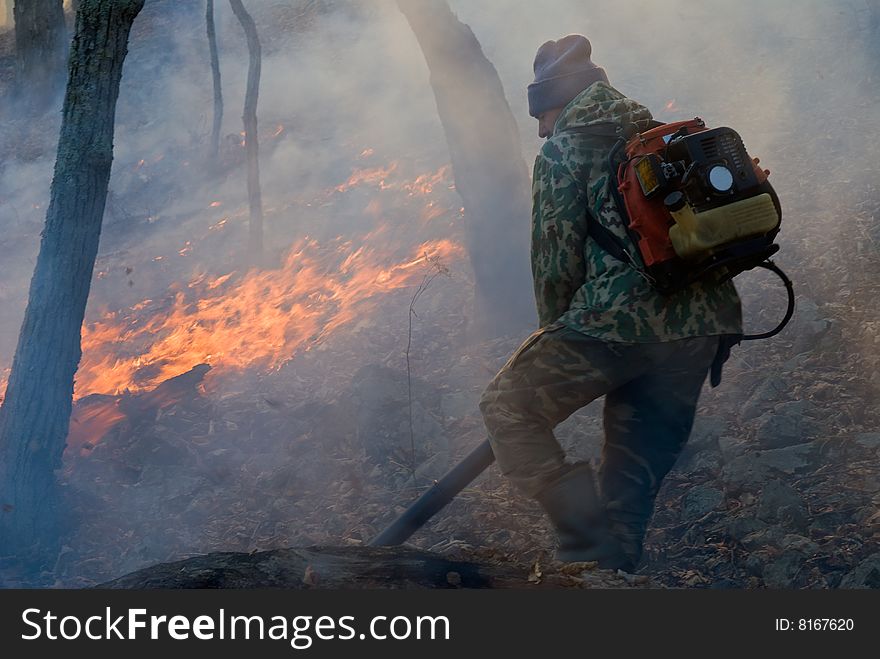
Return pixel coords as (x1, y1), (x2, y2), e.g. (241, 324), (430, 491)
(535, 463), (634, 571)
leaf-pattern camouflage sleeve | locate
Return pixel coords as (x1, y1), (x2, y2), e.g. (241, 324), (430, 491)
(531, 146), (588, 328)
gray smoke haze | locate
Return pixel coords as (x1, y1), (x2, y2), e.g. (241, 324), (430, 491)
(0, 0), (876, 402)
(1, 0), (878, 585)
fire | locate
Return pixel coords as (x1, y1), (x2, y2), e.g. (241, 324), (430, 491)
(403, 165), (452, 196)
(0, 158), (462, 415)
(335, 163), (398, 193)
(67, 398), (126, 453)
(74, 235), (463, 397)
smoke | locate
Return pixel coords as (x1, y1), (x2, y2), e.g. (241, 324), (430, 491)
(3, 0), (874, 372)
(1, 0), (879, 582)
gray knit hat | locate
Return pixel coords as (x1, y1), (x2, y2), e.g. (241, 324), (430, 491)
(528, 35), (609, 117)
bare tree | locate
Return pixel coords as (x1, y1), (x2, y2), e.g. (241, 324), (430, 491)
(229, 0), (263, 262)
(867, 0), (880, 65)
(0, 0), (145, 561)
(397, 0), (536, 336)
(206, 0), (223, 160)
(13, 0), (68, 104)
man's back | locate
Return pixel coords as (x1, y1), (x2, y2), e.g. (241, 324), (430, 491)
(531, 81), (743, 340)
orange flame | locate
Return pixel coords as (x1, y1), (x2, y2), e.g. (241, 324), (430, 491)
(67, 399), (126, 453)
(0, 162), (461, 407)
(75, 235), (463, 397)
(335, 163), (399, 193)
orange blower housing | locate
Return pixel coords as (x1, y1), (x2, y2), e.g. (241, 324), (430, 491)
(613, 118), (781, 293)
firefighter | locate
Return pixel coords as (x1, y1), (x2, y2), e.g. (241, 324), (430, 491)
(479, 35), (742, 571)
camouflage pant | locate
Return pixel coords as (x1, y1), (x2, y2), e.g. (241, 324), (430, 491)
(480, 323), (719, 563)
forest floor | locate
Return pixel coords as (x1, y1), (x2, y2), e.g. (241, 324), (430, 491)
(0, 5), (878, 589)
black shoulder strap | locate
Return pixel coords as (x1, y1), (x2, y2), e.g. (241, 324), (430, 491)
(559, 119), (665, 281)
(585, 210), (645, 273)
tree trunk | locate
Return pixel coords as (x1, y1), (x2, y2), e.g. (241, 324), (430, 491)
(0, 0), (145, 562)
(867, 0), (880, 65)
(206, 0), (223, 161)
(13, 0), (68, 105)
(229, 0), (263, 263)
(397, 0), (536, 337)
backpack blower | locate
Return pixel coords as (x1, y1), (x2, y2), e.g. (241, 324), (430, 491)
(370, 118), (793, 548)
(584, 116), (794, 339)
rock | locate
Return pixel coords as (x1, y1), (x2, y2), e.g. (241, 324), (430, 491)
(689, 415), (729, 449)
(763, 550), (806, 588)
(806, 380), (836, 401)
(682, 484), (725, 519)
(753, 400), (820, 449)
(756, 480), (806, 525)
(722, 443), (818, 484)
(777, 504), (809, 529)
(780, 534), (819, 555)
(790, 297), (832, 354)
(740, 525), (786, 551)
(780, 353), (809, 373)
(757, 443), (819, 474)
(718, 435), (748, 461)
(809, 511), (850, 538)
(740, 375), (789, 422)
(744, 551), (769, 576)
(854, 432), (880, 453)
(676, 416), (727, 472)
(677, 448), (722, 474)
(839, 554), (880, 589)
(725, 516), (769, 543)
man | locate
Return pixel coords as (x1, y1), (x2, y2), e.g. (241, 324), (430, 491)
(479, 35), (742, 572)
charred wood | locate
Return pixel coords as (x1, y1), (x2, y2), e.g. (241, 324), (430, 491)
(98, 545), (652, 588)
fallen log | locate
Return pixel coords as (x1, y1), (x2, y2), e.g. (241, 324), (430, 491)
(98, 545), (654, 589)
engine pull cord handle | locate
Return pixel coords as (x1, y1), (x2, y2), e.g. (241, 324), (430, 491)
(743, 261), (795, 341)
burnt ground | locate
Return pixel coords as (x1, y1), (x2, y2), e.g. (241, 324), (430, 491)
(0, 5), (879, 589)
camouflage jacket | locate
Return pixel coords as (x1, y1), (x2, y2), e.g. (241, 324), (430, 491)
(531, 81), (743, 341)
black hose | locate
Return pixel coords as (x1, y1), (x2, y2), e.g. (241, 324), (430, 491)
(743, 261), (795, 340)
(369, 439), (496, 547)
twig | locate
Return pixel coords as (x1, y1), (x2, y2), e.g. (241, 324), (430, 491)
(405, 253), (450, 479)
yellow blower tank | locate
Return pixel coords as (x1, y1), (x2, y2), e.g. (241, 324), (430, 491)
(668, 193), (779, 261)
